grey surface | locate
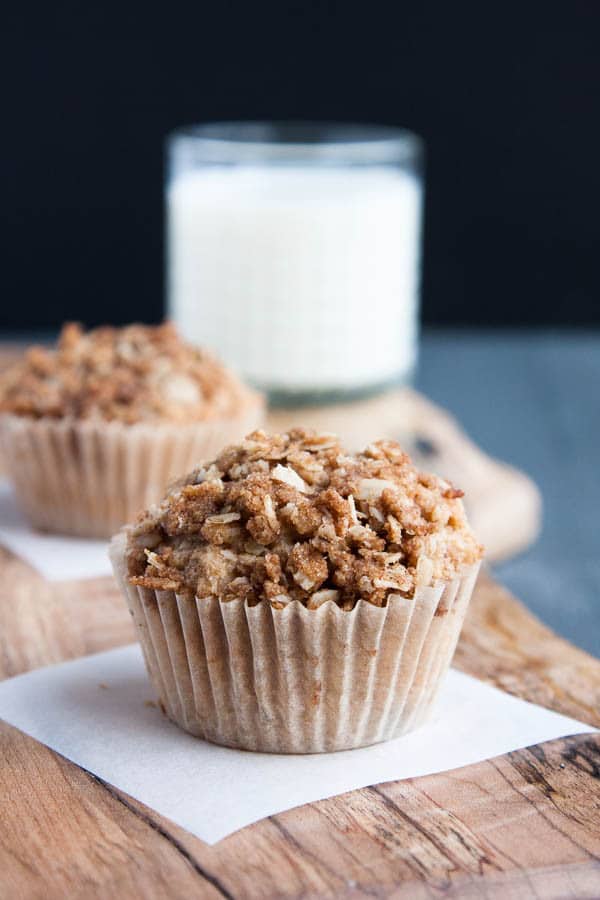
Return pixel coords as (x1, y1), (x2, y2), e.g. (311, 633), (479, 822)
(418, 330), (599, 658)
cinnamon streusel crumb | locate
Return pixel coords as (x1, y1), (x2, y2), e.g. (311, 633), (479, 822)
(126, 429), (483, 609)
(0, 322), (260, 424)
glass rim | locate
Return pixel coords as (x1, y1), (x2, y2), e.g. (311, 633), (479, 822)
(167, 120), (423, 164)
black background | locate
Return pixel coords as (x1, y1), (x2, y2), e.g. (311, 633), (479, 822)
(2, 3), (599, 331)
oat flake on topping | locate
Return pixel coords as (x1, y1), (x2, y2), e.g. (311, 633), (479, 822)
(0, 322), (261, 424)
(126, 429), (483, 609)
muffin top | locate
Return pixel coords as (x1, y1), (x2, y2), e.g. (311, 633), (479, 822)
(0, 322), (261, 424)
(127, 429), (483, 608)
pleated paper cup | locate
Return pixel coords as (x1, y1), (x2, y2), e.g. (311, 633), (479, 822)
(0, 404), (263, 539)
(111, 532), (480, 753)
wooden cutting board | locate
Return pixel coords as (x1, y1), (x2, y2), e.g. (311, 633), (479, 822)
(0, 549), (599, 899)
(0, 343), (596, 897)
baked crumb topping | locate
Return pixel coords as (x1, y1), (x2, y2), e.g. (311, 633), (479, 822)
(127, 429), (483, 608)
(0, 322), (261, 423)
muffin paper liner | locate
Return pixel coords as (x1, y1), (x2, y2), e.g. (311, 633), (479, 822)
(0, 406), (263, 539)
(111, 532), (480, 753)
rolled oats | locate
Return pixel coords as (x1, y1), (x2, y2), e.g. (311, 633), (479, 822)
(128, 428), (483, 608)
(0, 322), (260, 424)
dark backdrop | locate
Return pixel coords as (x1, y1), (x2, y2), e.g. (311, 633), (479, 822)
(2, 3), (599, 331)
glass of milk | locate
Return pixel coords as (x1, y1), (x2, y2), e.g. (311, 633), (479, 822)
(167, 122), (423, 404)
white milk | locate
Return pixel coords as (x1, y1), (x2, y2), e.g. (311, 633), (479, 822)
(167, 166), (422, 396)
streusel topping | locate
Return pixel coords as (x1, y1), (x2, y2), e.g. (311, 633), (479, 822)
(0, 322), (261, 423)
(127, 429), (483, 608)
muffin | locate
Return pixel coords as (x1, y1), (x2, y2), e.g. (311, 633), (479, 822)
(0, 323), (263, 537)
(110, 428), (483, 753)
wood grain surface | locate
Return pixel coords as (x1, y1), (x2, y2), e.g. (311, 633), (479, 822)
(0, 344), (597, 898)
(0, 548), (599, 900)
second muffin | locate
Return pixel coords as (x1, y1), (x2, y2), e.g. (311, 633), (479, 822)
(0, 323), (264, 537)
(111, 428), (483, 753)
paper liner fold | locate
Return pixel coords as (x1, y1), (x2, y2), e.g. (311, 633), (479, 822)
(0, 406), (263, 538)
(111, 533), (480, 753)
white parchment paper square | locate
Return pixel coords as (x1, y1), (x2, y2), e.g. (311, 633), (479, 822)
(0, 482), (112, 580)
(0, 644), (594, 844)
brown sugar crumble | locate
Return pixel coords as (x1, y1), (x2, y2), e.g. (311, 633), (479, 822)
(126, 429), (483, 609)
(0, 322), (261, 424)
